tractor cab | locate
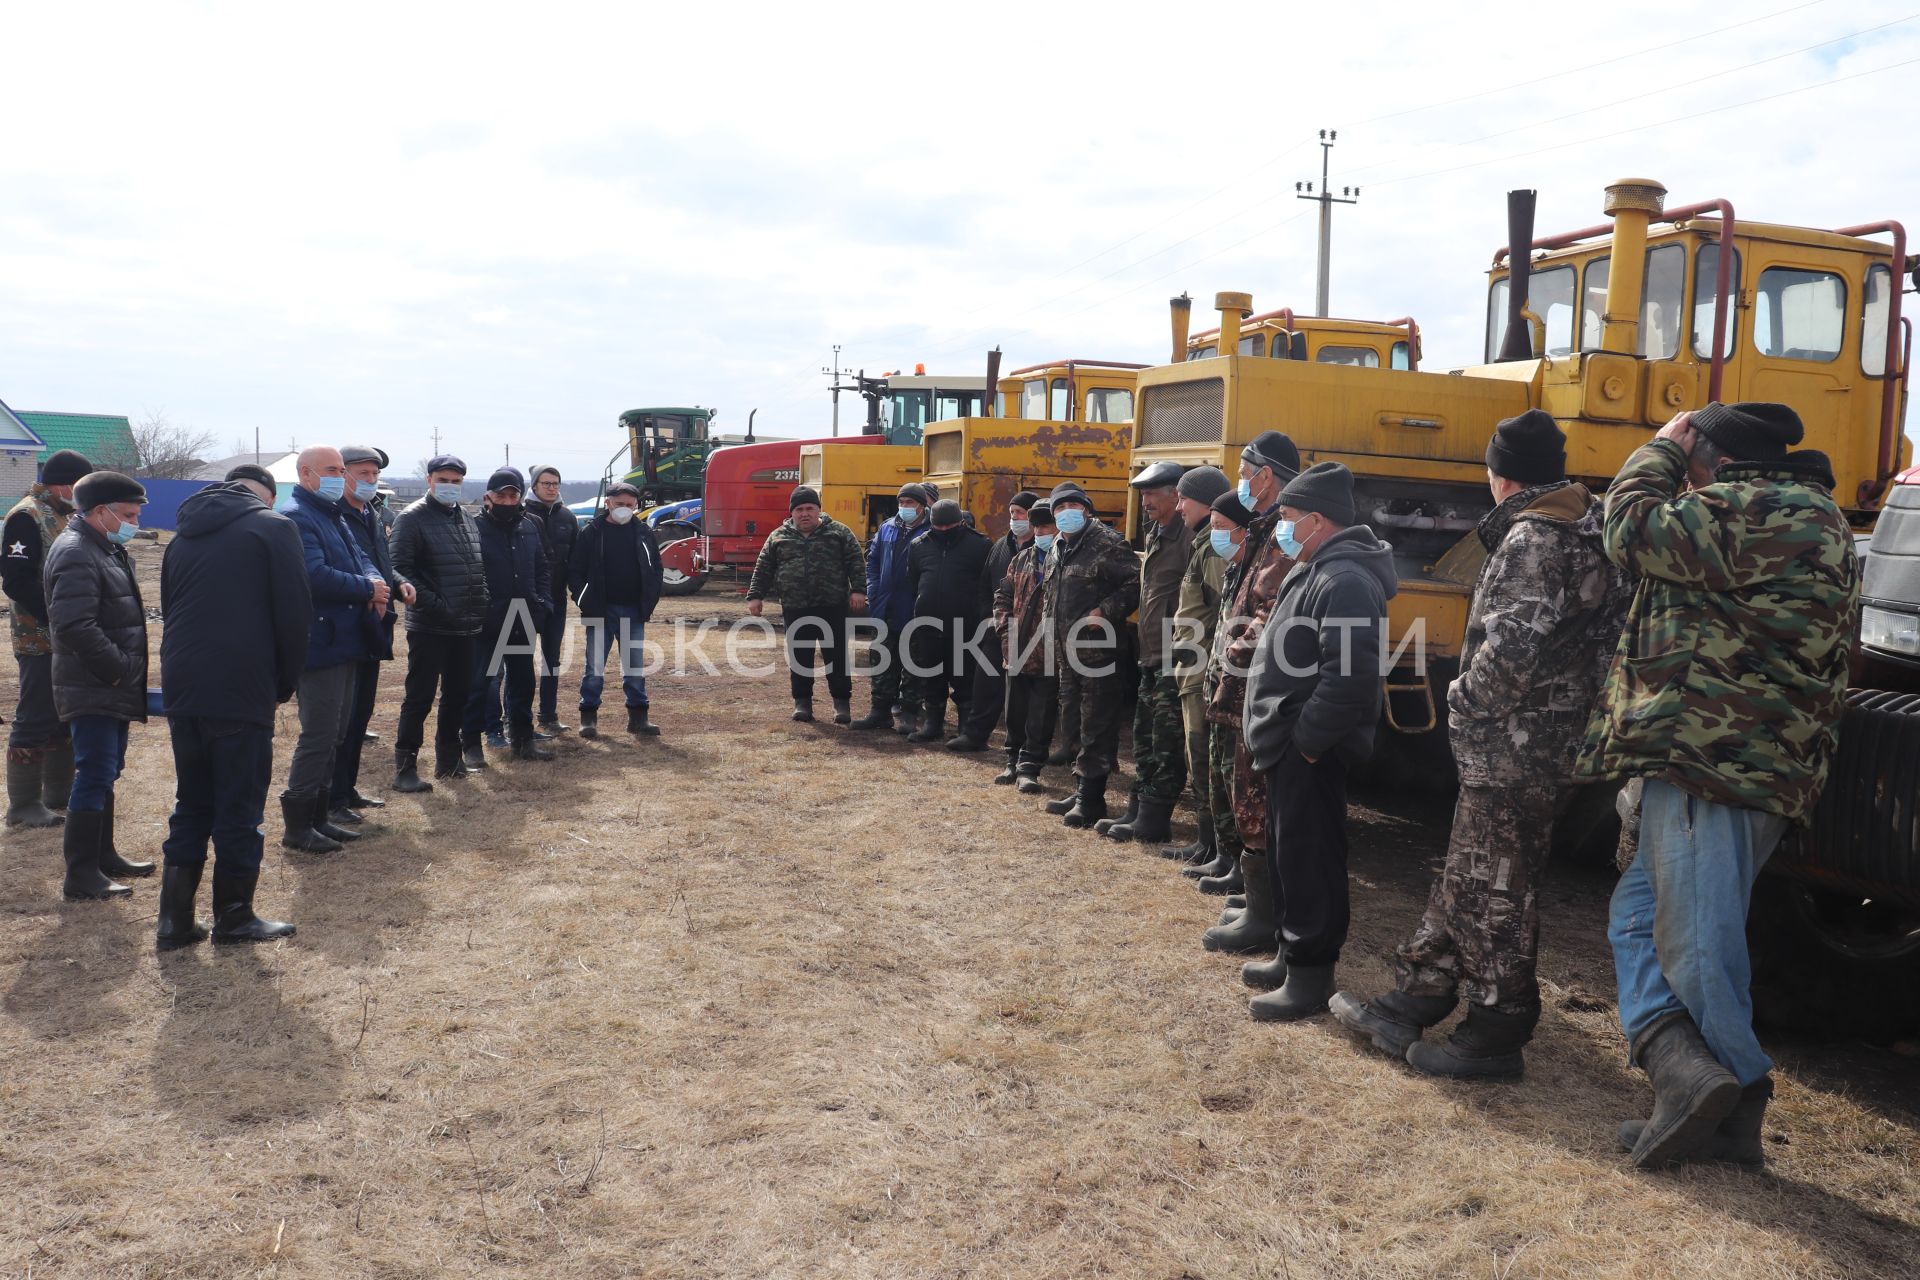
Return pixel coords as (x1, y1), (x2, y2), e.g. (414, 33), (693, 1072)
(620, 405), (717, 505)
(861, 371), (989, 446)
(1186, 307), (1420, 371)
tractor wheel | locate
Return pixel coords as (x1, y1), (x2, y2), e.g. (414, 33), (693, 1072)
(655, 520), (708, 597)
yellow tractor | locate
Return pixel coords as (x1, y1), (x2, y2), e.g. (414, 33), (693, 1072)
(797, 370), (988, 538)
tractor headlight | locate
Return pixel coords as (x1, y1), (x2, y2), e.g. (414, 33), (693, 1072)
(1862, 604), (1920, 657)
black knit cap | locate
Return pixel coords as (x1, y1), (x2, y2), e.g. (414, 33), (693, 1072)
(1009, 490), (1040, 510)
(225, 463), (277, 491)
(1210, 490), (1254, 528)
(1692, 401), (1804, 462)
(1241, 430), (1301, 478)
(74, 471), (147, 509)
(1048, 480), (1093, 511)
(1177, 465), (1231, 506)
(930, 499), (964, 527)
(897, 482), (932, 506)
(1028, 501), (1054, 525)
(1278, 461), (1356, 525)
(1485, 409), (1566, 485)
(789, 485), (822, 510)
(41, 449), (93, 487)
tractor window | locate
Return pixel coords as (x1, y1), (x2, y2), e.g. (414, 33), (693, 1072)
(1486, 277), (1508, 362)
(1753, 267), (1845, 363)
(1021, 379), (1048, 419)
(1862, 263), (1893, 376)
(1049, 378), (1069, 420)
(1391, 341), (1410, 370)
(1238, 334), (1265, 356)
(1187, 344), (1217, 360)
(1486, 264), (1575, 358)
(1640, 244), (1684, 360)
(1317, 345), (1381, 368)
(884, 390), (931, 444)
(933, 390), (981, 421)
(1580, 257), (1609, 351)
(1691, 242), (1741, 359)
(1085, 387), (1133, 422)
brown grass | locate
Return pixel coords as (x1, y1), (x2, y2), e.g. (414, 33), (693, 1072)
(1, 544), (1917, 1278)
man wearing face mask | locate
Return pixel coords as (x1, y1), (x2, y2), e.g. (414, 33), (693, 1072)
(278, 446), (388, 853)
(464, 468), (554, 764)
(1195, 491), (1259, 908)
(1040, 481), (1141, 828)
(947, 491), (1038, 752)
(4, 448), (92, 829)
(992, 502), (1057, 791)
(851, 482), (934, 733)
(904, 499), (992, 743)
(42, 471), (154, 900)
(1146, 465), (1232, 858)
(569, 481), (664, 739)
(747, 485), (867, 723)
(1242, 462), (1398, 1022)
(523, 465), (579, 736)
(329, 445), (414, 828)
(391, 456), (490, 788)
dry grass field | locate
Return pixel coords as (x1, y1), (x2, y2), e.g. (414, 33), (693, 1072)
(2, 536), (1917, 1278)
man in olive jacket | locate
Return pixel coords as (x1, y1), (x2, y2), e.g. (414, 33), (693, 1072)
(390, 455), (489, 788)
(747, 486), (867, 724)
(1579, 403), (1857, 1171)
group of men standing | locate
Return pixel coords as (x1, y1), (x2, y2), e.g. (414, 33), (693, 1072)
(3, 450), (666, 944)
(744, 399), (1859, 1172)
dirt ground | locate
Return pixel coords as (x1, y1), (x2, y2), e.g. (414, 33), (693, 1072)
(2, 540), (1917, 1279)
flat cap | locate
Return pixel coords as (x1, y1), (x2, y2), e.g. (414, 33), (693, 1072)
(426, 454), (467, 477)
(74, 471), (147, 509)
(1130, 460), (1185, 490)
(606, 481), (642, 501)
(340, 444), (390, 469)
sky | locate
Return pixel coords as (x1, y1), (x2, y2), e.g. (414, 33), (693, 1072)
(3, 0), (1917, 477)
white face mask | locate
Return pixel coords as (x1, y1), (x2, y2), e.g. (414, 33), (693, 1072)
(608, 505), (637, 525)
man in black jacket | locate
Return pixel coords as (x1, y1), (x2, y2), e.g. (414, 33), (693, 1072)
(903, 499), (991, 744)
(390, 455), (489, 788)
(157, 474), (310, 946)
(464, 468), (553, 764)
(523, 464), (579, 734)
(1241, 462), (1398, 1021)
(330, 446), (413, 824)
(568, 482), (664, 739)
(947, 490), (1036, 753)
(3, 447), (91, 829)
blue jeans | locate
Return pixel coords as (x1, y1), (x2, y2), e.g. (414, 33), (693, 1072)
(68, 715), (130, 812)
(578, 605), (649, 710)
(162, 717), (273, 872)
(1608, 778), (1787, 1085)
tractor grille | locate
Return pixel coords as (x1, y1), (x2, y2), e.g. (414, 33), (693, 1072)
(927, 432), (963, 476)
(1137, 378), (1225, 447)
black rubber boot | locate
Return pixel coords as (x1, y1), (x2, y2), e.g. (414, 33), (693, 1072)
(1331, 990), (1458, 1059)
(1249, 963), (1335, 1022)
(892, 706), (920, 736)
(578, 707), (600, 739)
(1621, 1013), (1742, 1169)
(907, 701), (946, 744)
(511, 734), (555, 761)
(1197, 852), (1245, 896)
(155, 861), (210, 950)
(348, 787), (385, 809)
(98, 795), (155, 877)
(393, 749), (433, 794)
(1240, 951), (1289, 990)
(850, 706), (894, 731)
(1044, 790), (1079, 815)
(992, 754), (1021, 785)
(62, 809), (130, 901)
(629, 705), (661, 737)
(1161, 814), (1211, 862)
(831, 697), (852, 726)
(211, 868), (295, 944)
(311, 791), (360, 843)
(328, 803), (365, 825)
(433, 743), (469, 780)
(1093, 789), (1139, 837)
(1061, 775), (1109, 829)
(1104, 797), (1174, 844)
(6, 752), (62, 828)
(279, 791), (342, 854)
(461, 732), (489, 771)
(1015, 768), (1045, 795)
(1617, 1075), (1772, 1166)
(1224, 894), (1246, 910)
(1186, 836), (1236, 880)
(792, 697), (815, 723)
(42, 742), (74, 813)
(1202, 854), (1276, 953)
(946, 729), (987, 751)
(1406, 1004), (1537, 1079)
(1045, 746), (1073, 767)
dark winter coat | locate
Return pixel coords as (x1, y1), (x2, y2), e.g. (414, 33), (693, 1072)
(477, 507), (553, 634)
(978, 532), (1023, 618)
(391, 495), (489, 636)
(1043, 518), (1139, 655)
(524, 496), (580, 600)
(1210, 507), (1296, 727)
(908, 524), (992, 625)
(279, 483), (381, 669)
(3, 486), (72, 656)
(746, 514), (865, 610)
(866, 515), (929, 630)
(1136, 514), (1195, 668)
(43, 517), (148, 722)
(1243, 525), (1399, 770)
(341, 497), (404, 660)
(994, 540), (1052, 676)
(569, 514), (664, 622)
(161, 483), (312, 725)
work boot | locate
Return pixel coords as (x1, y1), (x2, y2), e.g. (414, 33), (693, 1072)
(1406, 1004), (1537, 1080)
(348, 787), (385, 809)
(628, 705), (661, 737)
(1620, 1013), (1742, 1169)
(1202, 854), (1276, 953)
(1161, 814), (1212, 862)
(311, 792), (360, 843)
(907, 702), (947, 744)
(6, 750), (62, 828)
(831, 697), (852, 726)
(42, 742), (74, 812)
(392, 749), (433, 794)
(993, 756), (1021, 785)
(1249, 963), (1335, 1022)
(328, 803), (365, 825)
(1103, 797), (1174, 844)
(433, 742), (469, 780)
(1331, 990), (1458, 1058)
(1094, 789), (1139, 837)
(850, 705), (894, 731)
(483, 729), (507, 750)
(1015, 770), (1045, 795)
(792, 697), (815, 723)
(278, 791), (341, 854)
(578, 707), (600, 739)
(155, 861), (210, 950)
(1061, 775), (1109, 829)
(97, 796), (155, 878)
(1198, 853), (1245, 896)
(210, 868), (295, 944)
(511, 734), (555, 761)
(461, 732), (489, 771)
(537, 716), (570, 736)
(1617, 1075), (1773, 1167)
(61, 809), (130, 901)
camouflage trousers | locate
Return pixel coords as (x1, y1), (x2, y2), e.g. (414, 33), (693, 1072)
(1231, 732), (1268, 850)
(1128, 667), (1187, 804)
(1394, 781), (1561, 1017)
(1057, 658), (1126, 782)
(1181, 689), (1208, 828)
(1207, 720), (1245, 859)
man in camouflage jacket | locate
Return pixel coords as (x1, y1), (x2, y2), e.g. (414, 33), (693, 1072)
(747, 486), (867, 724)
(1586, 403), (1857, 1171)
(1148, 466), (1232, 860)
(992, 503), (1057, 791)
(1331, 411), (1631, 1079)
(3, 449), (92, 828)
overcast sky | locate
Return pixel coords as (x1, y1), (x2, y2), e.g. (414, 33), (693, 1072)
(3, 0), (1915, 477)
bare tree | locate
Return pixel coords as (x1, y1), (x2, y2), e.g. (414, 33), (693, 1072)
(131, 411), (217, 479)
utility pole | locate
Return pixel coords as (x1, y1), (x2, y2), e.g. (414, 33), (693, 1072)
(1295, 129), (1358, 318)
(821, 344), (857, 438)
(431, 425), (443, 459)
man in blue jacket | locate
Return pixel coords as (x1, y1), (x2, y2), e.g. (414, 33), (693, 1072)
(851, 482), (932, 733)
(466, 468), (554, 763)
(279, 446), (389, 853)
(329, 444), (413, 827)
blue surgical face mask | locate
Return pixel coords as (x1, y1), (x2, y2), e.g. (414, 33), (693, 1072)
(1274, 518), (1303, 558)
(1034, 533), (1055, 552)
(352, 478), (380, 501)
(315, 475), (347, 502)
(1008, 519), (1031, 538)
(107, 515), (138, 545)
(433, 482), (463, 505)
(1236, 478), (1254, 508)
(897, 503), (921, 524)
(1209, 528), (1238, 559)
(1054, 507), (1087, 534)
